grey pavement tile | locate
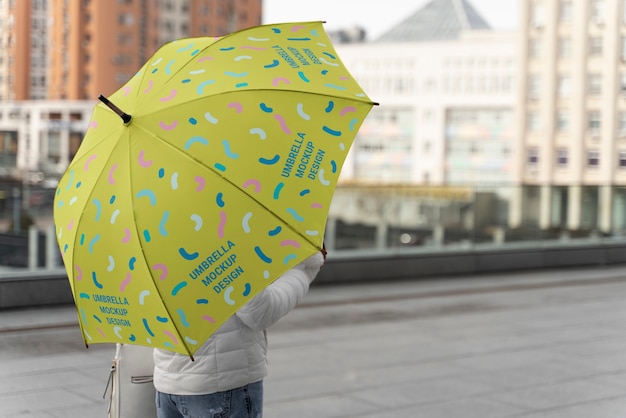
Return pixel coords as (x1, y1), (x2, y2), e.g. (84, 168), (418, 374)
(351, 398), (529, 418)
(47, 402), (109, 418)
(264, 394), (372, 418)
(510, 395), (626, 418)
(0, 412), (55, 418)
(454, 359), (596, 391)
(350, 374), (499, 409)
(555, 349), (626, 375)
(0, 389), (95, 417)
(0, 369), (105, 395)
(591, 370), (626, 390)
(485, 379), (626, 411)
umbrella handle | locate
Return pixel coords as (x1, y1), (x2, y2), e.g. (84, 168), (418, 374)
(98, 94), (132, 124)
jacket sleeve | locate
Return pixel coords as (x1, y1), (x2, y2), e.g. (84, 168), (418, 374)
(235, 252), (324, 331)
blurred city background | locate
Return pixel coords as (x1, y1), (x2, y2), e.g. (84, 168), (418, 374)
(3, 0), (626, 304)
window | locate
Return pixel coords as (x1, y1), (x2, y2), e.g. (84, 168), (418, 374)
(589, 36), (603, 56)
(527, 111), (541, 132)
(588, 149), (600, 167)
(591, 0), (605, 23)
(588, 111), (601, 132)
(588, 74), (602, 95)
(557, 110), (570, 131)
(528, 147), (539, 165)
(620, 112), (626, 135)
(558, 37), (572, 59)
(528, 74), (541, 99)
(557, 75), (571, 97)
(531, 1), (546, 27)
(557, 148), (568, 166)
(117, 13), (134, 26)
(619, 151), (626, 168)
(529, 39), (542, 58)
(559, 0), (573, 22)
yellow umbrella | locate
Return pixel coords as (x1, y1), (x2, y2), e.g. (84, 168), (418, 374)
(53, 21), (375, 356)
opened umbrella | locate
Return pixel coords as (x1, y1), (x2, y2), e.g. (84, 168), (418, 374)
(53, 21), (375, 356)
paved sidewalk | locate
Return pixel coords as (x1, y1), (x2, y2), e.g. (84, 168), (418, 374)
(3, 265), (626, 417)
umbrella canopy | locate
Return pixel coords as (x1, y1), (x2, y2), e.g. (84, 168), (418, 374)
(54, 21), (375, 356)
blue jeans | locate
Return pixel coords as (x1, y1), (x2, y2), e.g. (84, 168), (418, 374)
(156, 381), (263, 418)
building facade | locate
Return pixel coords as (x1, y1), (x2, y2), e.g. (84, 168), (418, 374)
(0, 100), (94, 179)
(0, 0), (262, 101)
(0, 0), (48, 100)
(512, 0), (626, 234)
(335, 0), (517, 186)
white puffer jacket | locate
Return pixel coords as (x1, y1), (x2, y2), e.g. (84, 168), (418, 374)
(153, 252), (324, 395)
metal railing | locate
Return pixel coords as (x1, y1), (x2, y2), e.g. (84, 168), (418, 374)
(1, 183), (625, 274)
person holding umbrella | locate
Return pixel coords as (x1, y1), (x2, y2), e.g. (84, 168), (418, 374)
(52, 20), (372, 418)
(153, 250), (325, 418)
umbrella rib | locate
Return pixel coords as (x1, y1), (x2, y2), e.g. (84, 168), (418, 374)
(124, 128), (194, 356)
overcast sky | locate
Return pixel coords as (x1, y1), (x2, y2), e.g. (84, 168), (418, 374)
(263, 0), (519, 40)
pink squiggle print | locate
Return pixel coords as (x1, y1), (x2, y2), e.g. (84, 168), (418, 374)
(272, 77), (290, 86)
(68, 219), (75, 230)
(281, 240), (301, 248)
(108, 164), (118, 184)
(194, 176), (206, 192)
(160, 89), (177, 102)
(122, 86), (131, 96)
(153, 264), (169, 280)
(310, 202), (323, 209)
(159, 120), (178, 130)
(340, 106), (357, 117)
(339, 76), (350, 80)
(164, 330), (179, 345)
(228, 102), (243, 113)
(138, 150), (153, 167)
(291, 25), (305, 32)
(202, 315), (216, 323)
(89, 121), (98, 129)
(84, 155), (97, 171)
(97, 328), (106, 338)
(242, 179), (261, 193)
(75, 265), (83, 281)
(144, 79), (154, 94)
(120, 272), (131, 292)
(274, 114), (291, 135)
(122, 228), (131, 243)
(217, 211), (227, 238)
(198, 56), (214, 62)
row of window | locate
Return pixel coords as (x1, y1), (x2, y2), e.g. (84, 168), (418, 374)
(527, 109), (626, 134)
(528, 73), (626, 99)
(527, 147), (626, 168)
(530, 34), (626, 62)
(530, 0), (626, 26)
(358, 75), (513, 96)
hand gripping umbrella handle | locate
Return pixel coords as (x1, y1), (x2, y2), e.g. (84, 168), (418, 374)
(98, 94), (132, 124)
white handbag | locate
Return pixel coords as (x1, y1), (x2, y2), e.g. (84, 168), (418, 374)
(105, 343), (157, 418)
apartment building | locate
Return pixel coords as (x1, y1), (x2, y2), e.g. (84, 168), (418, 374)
(0, 0), (48, 100)
(0, 0), (262, 101)
(513, 0), (626, 234)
